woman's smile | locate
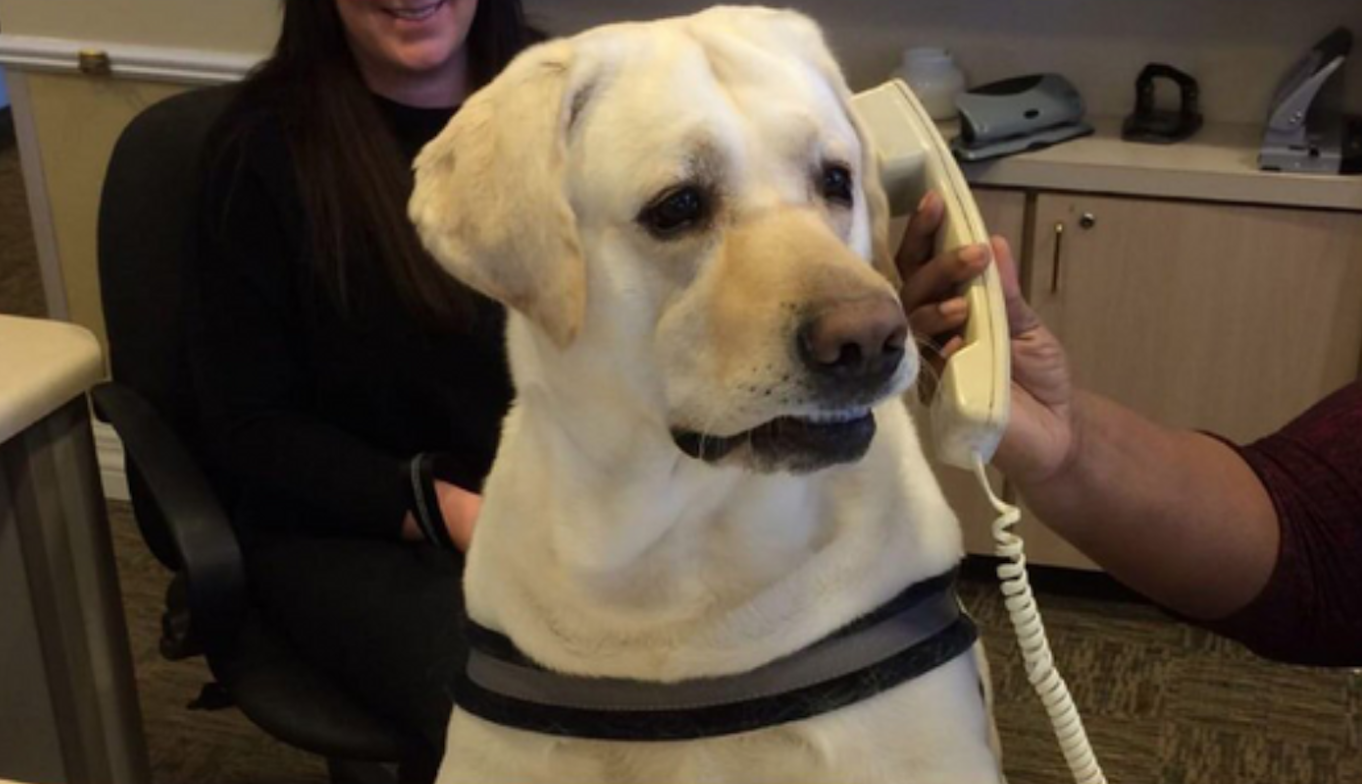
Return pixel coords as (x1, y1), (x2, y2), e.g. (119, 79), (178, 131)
(382, 0), (447, 24)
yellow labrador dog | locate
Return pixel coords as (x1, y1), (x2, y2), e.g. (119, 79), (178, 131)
(411, 6), (1003, 783)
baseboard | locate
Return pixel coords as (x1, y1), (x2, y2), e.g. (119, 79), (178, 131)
(94, 421), (129, 502)
(0, 34), (257, 84)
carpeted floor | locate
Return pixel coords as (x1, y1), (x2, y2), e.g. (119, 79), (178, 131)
(0, 113), (47, 319)
(5, 107), (1359, 783)
(104, 500), (1361, 784)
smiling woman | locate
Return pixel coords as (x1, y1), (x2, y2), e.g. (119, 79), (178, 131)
(185, 0), (535, 777)
(336, 0), (480, 107)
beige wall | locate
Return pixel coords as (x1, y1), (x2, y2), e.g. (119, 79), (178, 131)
(0, 0), (273, 345)
(526, 0), (1362, 125)
(21, 74), (186, 348)
(4, 0), (1360, 346)
(0, 0), (278, 54)
(3, 0), (1357, 121)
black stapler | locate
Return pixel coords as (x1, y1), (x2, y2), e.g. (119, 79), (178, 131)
(1122, 64), (1203, 144)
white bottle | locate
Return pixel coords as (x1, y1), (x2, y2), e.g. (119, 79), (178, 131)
(896, 48), (967, 121)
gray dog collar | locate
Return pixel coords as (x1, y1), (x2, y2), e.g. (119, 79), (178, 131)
(455, 568), (976, 741)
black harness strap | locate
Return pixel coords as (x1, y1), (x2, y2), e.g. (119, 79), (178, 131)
(455, 569), (977, 741)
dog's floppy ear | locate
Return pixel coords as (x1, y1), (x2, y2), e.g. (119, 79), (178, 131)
(410, 40), (586, 347)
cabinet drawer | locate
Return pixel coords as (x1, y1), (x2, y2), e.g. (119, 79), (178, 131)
(1029, 194), (1362, 441)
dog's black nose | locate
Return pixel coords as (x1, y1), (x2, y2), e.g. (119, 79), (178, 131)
(798, 295), (908, 386)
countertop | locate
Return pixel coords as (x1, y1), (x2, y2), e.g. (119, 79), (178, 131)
(948, 116), (1362, 212)
(0, 315), (103, 443)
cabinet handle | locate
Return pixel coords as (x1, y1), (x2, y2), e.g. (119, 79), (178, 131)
(1050, 221), (1065, 294)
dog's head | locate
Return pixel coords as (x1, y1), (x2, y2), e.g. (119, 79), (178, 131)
(411, 6), (914, 474)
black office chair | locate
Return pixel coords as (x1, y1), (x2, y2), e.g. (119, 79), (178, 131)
(94, 87), (426, 784)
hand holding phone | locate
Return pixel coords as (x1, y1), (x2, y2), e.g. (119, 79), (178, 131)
(854, 81), (1107, 784)
(895, 192), (991, 365)
(852, 81), (1010, 470)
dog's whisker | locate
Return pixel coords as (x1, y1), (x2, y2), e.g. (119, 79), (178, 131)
(911, 334), (951, 401)
(694, 406), (725, 461)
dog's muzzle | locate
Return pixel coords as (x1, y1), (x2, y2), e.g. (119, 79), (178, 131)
(673, 294), (909, 473)
(797, 293), (909, 393)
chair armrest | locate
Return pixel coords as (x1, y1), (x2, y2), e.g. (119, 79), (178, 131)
(92, 380), (247, 656)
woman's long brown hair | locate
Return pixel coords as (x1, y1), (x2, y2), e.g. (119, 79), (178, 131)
(220, 0), (533, 330)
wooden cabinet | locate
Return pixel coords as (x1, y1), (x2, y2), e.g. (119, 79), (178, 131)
(974, 187), (1028, 249)
(937, 189), (1362, 569)
(1030, 194), (1362, 441)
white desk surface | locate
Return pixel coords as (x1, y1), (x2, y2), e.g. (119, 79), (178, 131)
(0, 315), (104, 443)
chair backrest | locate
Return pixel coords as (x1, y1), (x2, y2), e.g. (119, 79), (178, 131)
(98, 86), (238, 568)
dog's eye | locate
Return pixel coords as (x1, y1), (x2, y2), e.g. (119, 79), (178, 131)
(640, 186), (709, 239)
(821, 164), (854, 207)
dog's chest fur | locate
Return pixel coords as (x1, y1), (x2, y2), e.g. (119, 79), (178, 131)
(437, 397), (1004, 783)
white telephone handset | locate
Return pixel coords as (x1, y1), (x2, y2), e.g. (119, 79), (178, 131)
(850, 80), (1009, 470)
(852, 80), (1109, 784)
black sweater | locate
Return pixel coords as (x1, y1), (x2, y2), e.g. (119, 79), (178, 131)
(189, 95), (511, 539)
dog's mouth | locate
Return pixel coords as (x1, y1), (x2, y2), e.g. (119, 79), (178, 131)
(672, 407), (875, 473)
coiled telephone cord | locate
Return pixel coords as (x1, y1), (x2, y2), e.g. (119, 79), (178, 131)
(972, 458), (1107, 784)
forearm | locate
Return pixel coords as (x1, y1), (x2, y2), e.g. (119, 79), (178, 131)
(1011, 391), (1280, 620)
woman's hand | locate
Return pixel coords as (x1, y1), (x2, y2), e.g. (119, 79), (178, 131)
(894, 191), (1081, 488)
(401, 481), (481, 551)
(434, 480), (480, 551)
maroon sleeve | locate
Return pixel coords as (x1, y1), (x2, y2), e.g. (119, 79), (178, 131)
(1199, 382), (1362, 666)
